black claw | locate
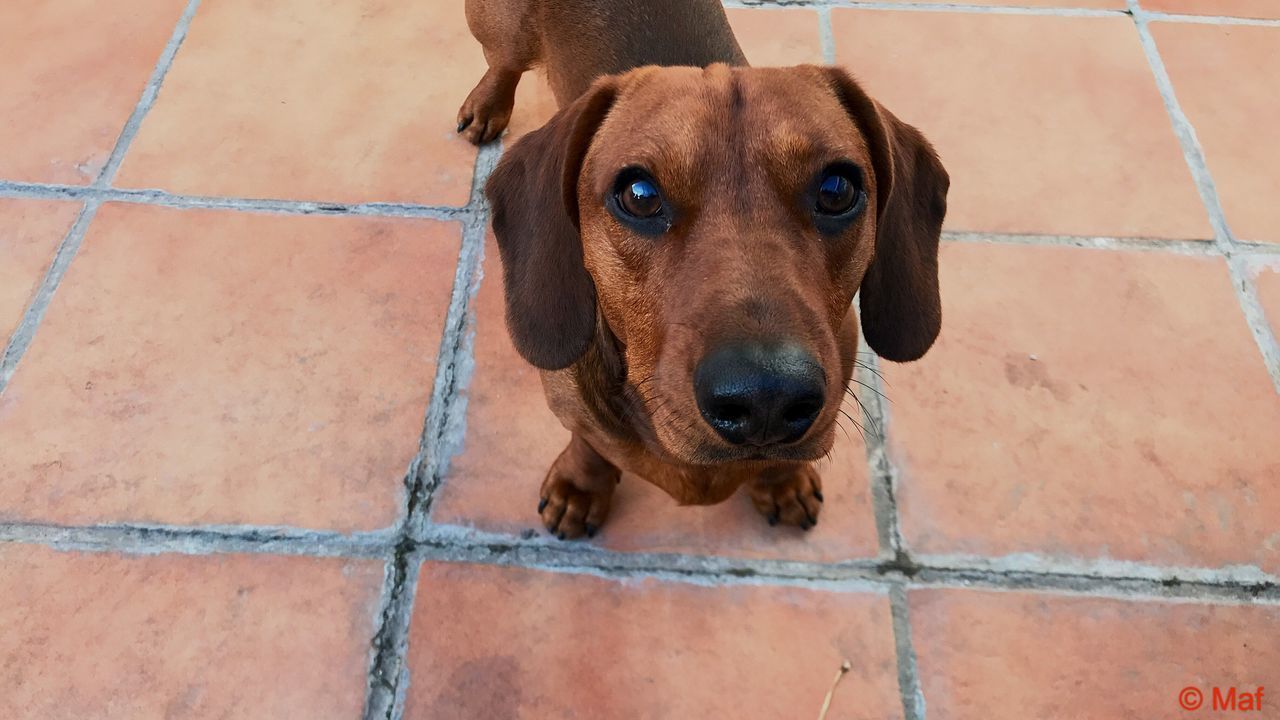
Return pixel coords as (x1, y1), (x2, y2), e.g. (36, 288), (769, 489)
(767, 513), (779, 527)
(814, 490), (825, 503)
(457, 115), (473, 133)
(537, 497), (548, 513)
(557, 531), (566, 540)
(585, 524), (598, 538)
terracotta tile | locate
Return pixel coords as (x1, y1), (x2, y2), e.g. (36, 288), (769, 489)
(430, 240), (880, 561)
(833, 11), (1211, 239)
(504, 7), (822, 140)
(887, 243), (1280, 571)
(1146, 0), (1280, 19)
(0, 545), (381, 719)
(1154, 23), (1280, 243)
(728, 8), (824, 66)
(910, 589), (1278, 719)
(0, 200), (80, 339)
(404, 562), (901, 720)
(0, 0), (185, 185)
(115, 0), (486, 206)
(0, 204), (460, 531)
(1257, 265), (1280, 337)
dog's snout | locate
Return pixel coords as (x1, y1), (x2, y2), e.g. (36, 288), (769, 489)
(693, 344), (825, 447)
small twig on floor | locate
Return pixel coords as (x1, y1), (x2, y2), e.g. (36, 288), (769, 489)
(817, 659), (852, 720)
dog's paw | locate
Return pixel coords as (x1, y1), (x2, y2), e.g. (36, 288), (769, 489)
(456, 69), (518, 145)
(538, 464), (618, 541)
(749, 465), (823, 530)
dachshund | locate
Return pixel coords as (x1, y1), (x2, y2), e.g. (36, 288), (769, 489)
(457, 0), (949, 539)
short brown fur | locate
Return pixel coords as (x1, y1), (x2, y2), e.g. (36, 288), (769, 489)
(461, 0), (948, 539)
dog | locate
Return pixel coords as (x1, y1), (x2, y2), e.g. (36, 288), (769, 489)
(458, 0), (948, 539)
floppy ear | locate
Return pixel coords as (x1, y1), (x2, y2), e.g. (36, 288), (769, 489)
(484, 79), (619, 370)
(820, 67), (949, 363)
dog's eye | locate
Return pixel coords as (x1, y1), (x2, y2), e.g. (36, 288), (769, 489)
(619, 178), (662, 218)
(816, 171), (860, 215)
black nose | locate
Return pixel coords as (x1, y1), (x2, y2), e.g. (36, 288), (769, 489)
(693, 344), (826, 447)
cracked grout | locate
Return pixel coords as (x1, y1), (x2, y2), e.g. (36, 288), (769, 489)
(1128, 0), (1280, 393)
(403, 143), (503, 539)
(360, 141), (502, 720)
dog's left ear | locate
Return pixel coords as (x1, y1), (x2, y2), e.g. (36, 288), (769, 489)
(817, 67), (949, 363)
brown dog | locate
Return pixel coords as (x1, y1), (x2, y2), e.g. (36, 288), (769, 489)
(458, 0), (948, 539)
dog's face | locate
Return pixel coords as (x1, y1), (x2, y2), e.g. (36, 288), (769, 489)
(488, 64), (948, 466)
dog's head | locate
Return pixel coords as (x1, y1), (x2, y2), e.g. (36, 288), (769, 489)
(487, 64), (948, 465)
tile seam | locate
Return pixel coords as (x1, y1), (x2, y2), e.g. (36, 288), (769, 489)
(361, 140), (501, 720)
(0, 181), (469, 220)
(730, 0), (1280, 25)
(0, 520), (391, 557)
(728, 0), (1128, 17)
(890, 584), (928, 720)
(818, 6), (837, 64)
(2, 519), (1276, 602)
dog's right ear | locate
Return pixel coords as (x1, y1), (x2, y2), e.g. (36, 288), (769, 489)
(485, 79), (619, 370)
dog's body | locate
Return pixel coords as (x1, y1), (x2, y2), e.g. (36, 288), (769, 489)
(460, 0), (948, 539)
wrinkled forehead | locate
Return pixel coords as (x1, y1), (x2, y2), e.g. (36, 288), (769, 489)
(585, 65), (872, 190)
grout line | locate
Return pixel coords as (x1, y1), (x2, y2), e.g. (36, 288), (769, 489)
(362, 543), (420, 720)
(1227, 256), (1280, 388)
(817, 6), (837, 64)
(0, 180), (469, 221)
(404, 143), (502, 539)
(855, 340), (904, 560)
(0, 200), (100, 394)
(1143, 10), (1280, 27)
(727, 0), (1125, 17)
(1129, 0), (1280, 392)
(2, 516), (1276, 603)
(0, 520), (392, 558)
(361, 142), (501, 720)
(95, 0), (202, 187)
(414, 524), (1280, 604)
(730, 0), (1280, 25)
(941, 230), (1222, 256)
(890, 584), (927, 720)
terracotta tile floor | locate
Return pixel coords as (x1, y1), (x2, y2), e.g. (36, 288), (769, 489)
(1, 2), (1278, 718)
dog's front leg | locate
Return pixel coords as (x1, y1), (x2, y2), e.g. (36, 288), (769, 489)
(749, 463), (823, 530)
(538, 433), (621, 540)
